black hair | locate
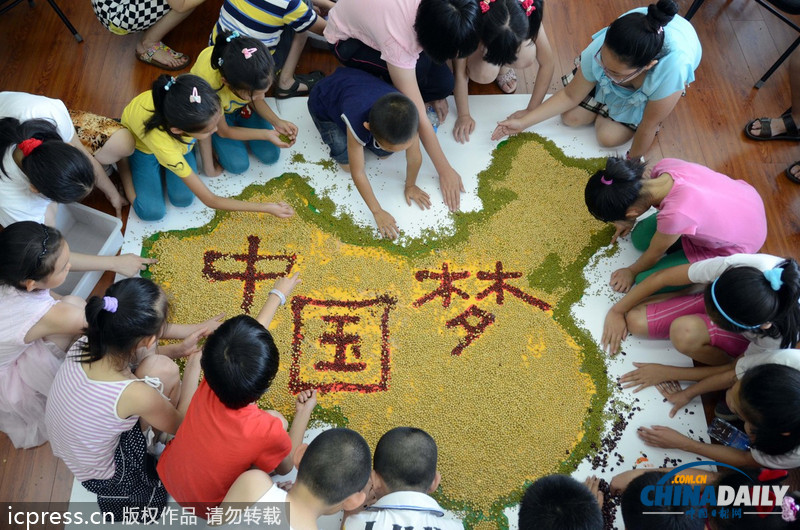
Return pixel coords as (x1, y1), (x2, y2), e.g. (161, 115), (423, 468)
(415, 0), (481, 63)
(145, 74), (221, 142)
(739, 364), (800, 456)
(0, 221), (65, 290)
(707, 468), (788, 530)
(480, 0), (528, 66)
(702, 260), (800, 347)
(368, 93), (419, 146)
(584, 156), (648, 222)
(296, 428), (372, 506)
(621, 472), (704, 530)
(525, 0), (544, 41)
(604, 0), (678, 68)
(201, 315), (279, 409)
(373, 427), (438, 493)
(79, 278), (168, 365)
(0, 117), (93, 203)
(211, 30), (275, 98)
(518, 474), (603, 530)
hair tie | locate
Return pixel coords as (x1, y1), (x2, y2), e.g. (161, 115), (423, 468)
(763, 268), (784, 291)
(480, 0), (495, 13)
(520, 0), (535, 15)
(218, 57), (224, 66)
(600, 175), (613, 186)
(18, 138), (43, 157)
(225, 30), (240, 42)
(783, 496), (799, 522)
(710, 278), (763, 330)
(189, 87), (202, 104)
(38, 225), (49, 262)
(164, 76), (176, 91)
(657, 26), (664, 34)
(242, 47), (257, 59)
(102, 296), (118, 313)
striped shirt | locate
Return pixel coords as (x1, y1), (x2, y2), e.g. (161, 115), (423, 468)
(45, 340), (161, 482)
(213, 0), (317, 50)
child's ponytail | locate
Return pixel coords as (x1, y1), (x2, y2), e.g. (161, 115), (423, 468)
(524, 0), (544, 41)
(605, 0), (679, 69)
(704, 259), (800, 347)
(145, 74), (221, 141)
(584, 156), (647, 222)
(0, 117), (93, 203)
(211, 30), (274, 97)
(0, 221), (65, 289)
(80, 278), (168, 365)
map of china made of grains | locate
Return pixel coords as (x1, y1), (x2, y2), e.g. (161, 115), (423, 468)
(144, 134), (613, 528)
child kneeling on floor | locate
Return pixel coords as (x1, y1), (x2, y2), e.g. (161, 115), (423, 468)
(343, 426), (462, 530)
(157, 274), (317, 518)
(308, 67), (430, 240)
(221, 428), (373, 530)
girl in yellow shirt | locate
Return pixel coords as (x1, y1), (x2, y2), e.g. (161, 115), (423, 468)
(191, 30), (298, 174)
(120, 74), (294, 221)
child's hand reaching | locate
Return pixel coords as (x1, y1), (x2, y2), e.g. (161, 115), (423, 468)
(114, 255), (158, 277)
(198, 312), (225, 335)
(178, 327), (210, 358)
(261, 202), (295, 218)
(610, 220), (635, 245)
(601, 308), (627, 355)
(405, 185), (431, 210)
(620, 362), (672, 393)
(491, 117), (525, 141)
(295, 389), (317, 416)
(609, 267), (635, 293)
(656, 381), (692, 418)
(373, 209), (400, 240)
(272, 272), (302, 300)
(583, 476), (604, 509)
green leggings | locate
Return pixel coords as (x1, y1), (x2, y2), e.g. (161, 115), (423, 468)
(630, 214), (689, 291)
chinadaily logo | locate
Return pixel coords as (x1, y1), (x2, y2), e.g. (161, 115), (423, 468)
(639, 462), (790, 520)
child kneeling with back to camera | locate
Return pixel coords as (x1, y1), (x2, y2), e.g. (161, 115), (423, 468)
(343, 426), (462, 530)
(221, 428), (373, 530)
(157, 273), (317, 518)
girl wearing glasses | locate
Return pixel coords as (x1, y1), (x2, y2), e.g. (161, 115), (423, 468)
(492, 0), (701, 160)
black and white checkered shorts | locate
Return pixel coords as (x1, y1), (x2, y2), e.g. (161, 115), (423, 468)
(91, 0), (170, 34)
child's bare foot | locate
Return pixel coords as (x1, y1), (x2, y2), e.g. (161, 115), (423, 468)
(136, 40), (190, 70)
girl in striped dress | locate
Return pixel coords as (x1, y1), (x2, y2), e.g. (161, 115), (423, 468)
(45, 278), (202, 521)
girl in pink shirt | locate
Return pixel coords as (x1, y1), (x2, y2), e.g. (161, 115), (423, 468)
(584, 157), (767, 293)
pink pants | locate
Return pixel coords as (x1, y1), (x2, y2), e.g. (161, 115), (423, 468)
(645, 293), (750, 357)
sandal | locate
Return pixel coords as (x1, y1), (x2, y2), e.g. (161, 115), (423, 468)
(495, 68), (517, 94)
(274, 71), (325, 99)
(137, 41), (190, 71)
(744, 113), (800, 141)
(785, 161), (800, 184)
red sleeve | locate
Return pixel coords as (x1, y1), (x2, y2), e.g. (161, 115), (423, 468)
(252, 414), (292, 472)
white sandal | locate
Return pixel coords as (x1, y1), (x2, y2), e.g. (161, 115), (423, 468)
(495, 68), (517, 94)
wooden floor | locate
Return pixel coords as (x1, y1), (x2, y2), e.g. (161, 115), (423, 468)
(1, 0), (799, 513)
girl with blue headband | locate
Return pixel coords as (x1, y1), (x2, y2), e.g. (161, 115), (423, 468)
(602, 253), (800, 366)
